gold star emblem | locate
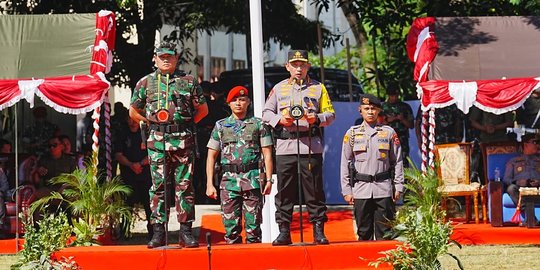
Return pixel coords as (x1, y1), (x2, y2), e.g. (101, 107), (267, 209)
(362, 97), (369, 105)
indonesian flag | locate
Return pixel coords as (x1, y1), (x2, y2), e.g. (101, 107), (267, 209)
(406, 17), (439, 83)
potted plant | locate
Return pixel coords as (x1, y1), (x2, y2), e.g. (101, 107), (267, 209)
(29, 154), (132, 245)
(370, 163), (463, 269)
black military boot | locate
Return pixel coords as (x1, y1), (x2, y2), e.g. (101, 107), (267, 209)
(146, 223), (154, 241)
(147, 223), (165, 249)
(313, 221), (330, 245)
(272, 223), (292, 246)
(179, 222), (199, 248)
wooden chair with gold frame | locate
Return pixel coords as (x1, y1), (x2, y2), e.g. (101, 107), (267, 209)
(434, 142), (482, 224)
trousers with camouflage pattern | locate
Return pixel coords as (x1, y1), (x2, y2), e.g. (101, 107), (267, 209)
(147, 130), (195, 224)
(220, 187), (263, 244)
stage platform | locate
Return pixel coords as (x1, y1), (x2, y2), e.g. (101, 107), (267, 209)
(2, 211), (540, 269)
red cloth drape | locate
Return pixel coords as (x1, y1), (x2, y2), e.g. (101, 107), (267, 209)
(0, 79), (21, 110)
(419, 77), (540, 114)
(0, 11), (115, 115)
(406, 17), (438, 82)
(37, 74), (110, 114)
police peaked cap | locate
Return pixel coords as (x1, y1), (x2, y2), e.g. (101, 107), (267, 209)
(226, 86), (249, 103)
(359, 94), (382, 108)
(288, 50), (309, 63)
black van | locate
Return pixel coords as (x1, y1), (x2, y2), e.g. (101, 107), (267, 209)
(218, 66), (363, 102)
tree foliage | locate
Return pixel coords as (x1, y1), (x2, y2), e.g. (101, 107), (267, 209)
(0, 0), (336, 88)
(312, 0), (540, 99)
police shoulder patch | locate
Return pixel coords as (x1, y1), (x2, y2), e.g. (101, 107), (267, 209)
(343, 133), (349, 144)
(392, 132), (400, 146)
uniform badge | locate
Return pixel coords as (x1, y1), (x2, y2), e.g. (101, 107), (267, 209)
(517, 166), (523, 172)
(378, 131), (388, 138)
(380, 152), (387, 159)
(362, 97), (369, 105)
(240, 89), (245, 95)
(343, 134), (349, 143)
(156, 109), (169, 123)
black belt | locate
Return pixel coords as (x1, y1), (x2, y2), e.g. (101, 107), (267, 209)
(275, 128), (320, 139)
(222, 162), (259, 173)
(149, 123), (190, 133)
(354, 171), (391, 183)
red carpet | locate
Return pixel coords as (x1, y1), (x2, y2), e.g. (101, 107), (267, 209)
(0, 238), (23, 254)
(450, 223), (540, 245)
(199, 210), (357, 244)
(3, 211), (540, 269)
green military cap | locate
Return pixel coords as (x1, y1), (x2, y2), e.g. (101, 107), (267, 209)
(288, 50), (309, 63)
(359, 93), (382, 108)
(155, 41), (177, 56)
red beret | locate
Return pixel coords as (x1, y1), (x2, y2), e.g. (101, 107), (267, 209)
(226, 86), (249, 103)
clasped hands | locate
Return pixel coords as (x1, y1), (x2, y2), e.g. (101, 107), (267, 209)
(279, 112), (317, 127)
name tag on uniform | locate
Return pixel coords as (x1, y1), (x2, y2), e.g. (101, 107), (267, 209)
(353, 143), (367, 151)
(378, 138), (389, 143)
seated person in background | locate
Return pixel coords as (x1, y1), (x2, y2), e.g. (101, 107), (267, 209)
(504, 134), (540, 215)
(22, 106), (60, 155)
(32, 136), (77, 200)
(0, 139), (12, 153)
(59, 134), (83, 168)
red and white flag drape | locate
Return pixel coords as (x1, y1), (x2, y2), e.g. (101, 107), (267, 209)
(406, 17), (438, 85)
(0, 11), (116, 177)
(407, 17), (540, 171)
(0, 11), (115, 114)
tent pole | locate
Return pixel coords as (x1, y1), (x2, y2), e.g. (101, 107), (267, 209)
(14, 103), (19, 252)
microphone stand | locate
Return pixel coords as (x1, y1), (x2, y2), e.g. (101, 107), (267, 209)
(288, 105), (314, 246)
(206, 232), (212, 270)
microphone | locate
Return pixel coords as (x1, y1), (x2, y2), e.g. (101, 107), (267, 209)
(206, 232), (212, 270)
(206, 232), (211, 251)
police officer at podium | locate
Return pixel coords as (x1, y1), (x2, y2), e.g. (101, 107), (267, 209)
(129, 41), (208, 249)
(340, 94), (404, 241)
(262, 49), (335, 245)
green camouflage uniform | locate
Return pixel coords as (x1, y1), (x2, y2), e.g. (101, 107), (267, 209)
(382, 101), (413, 158)
(207, 115), (273, 243)
(416, 104), (464, 144)
(131, 70), (206, 224)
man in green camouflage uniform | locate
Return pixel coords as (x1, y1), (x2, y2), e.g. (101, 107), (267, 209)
(129, 42), (208, 249)
(206, 86), (274, 244)
(381, 86), (413, 165)
(415, 104), (465, 146)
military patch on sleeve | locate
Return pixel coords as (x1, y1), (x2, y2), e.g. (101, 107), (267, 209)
(343, 133), (349, 144)
(392, 133), (400, 145)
